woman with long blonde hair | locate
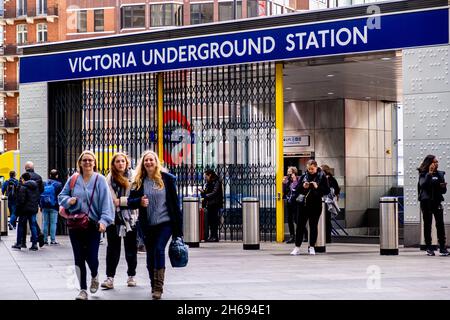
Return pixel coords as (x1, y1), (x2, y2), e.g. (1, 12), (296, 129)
(101, 152), (139, 290)
(128, 150), (183, 299)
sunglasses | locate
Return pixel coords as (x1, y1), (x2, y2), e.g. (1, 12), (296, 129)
(81, 159), (94, 163)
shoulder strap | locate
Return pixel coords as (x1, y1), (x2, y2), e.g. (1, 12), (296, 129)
(86, 174), (99, 214)
(69, 173), (79, 191)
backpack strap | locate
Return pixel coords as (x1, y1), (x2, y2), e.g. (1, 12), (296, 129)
(69, 173), (79, 192)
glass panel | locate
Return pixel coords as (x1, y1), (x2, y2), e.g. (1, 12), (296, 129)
(190, 3), (213, 25)
(77, 10), (87, 33)
(94, 9), (104, 32)
(122, 5), (145, 28)
(219, 1), (242, 21)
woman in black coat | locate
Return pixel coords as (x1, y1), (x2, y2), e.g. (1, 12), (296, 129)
(199, 169), (223, 242)
(418, 155), (448, 256)
(128, 150), (183, 299)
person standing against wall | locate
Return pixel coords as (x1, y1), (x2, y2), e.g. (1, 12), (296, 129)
(128, 150), (183, 299)
(283, 167), (300, 244)
(199, 169), (224, 242)
(321, 165), (340, 244)
(418, 155), (449, 256)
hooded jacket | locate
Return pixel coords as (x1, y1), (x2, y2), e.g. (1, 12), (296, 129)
(418, 170), (447, 203)
(16, 180), (41, 216)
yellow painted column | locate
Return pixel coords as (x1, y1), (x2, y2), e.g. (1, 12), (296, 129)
(275, 63), (284, 243)
(157, 73), (164, 161)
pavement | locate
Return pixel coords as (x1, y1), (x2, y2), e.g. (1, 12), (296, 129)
(1, 230), (450, 300)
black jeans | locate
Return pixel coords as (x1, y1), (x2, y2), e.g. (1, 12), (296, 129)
(295, 203), (322, 247)
(286, 202), (298, 238)
(105, 224), (137, 277)
(421, 200), (446, 249)
(207, 205), (220, 239)
(68, 221), (101, 290)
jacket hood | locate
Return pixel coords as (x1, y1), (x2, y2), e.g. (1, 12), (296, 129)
(23, 180), (38, 190)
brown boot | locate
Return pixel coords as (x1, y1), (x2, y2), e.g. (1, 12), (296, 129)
(152, 268), (165, 300)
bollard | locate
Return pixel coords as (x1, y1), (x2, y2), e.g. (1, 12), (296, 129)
(0, 196), (8, 237)
(243, 197), (260, 250)
(379, 197), (399, 255)
(183, 197), (200, 248)
(314, 200), (327, 253)
(419, 212), (438, 251)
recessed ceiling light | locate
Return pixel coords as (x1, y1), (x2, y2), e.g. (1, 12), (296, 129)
(366, 96), (371, 99)
(326, 74), (335, 77)
(381, 57), (391, 61)
(328, 92), (334, 95)
(286, 87), (292, 90)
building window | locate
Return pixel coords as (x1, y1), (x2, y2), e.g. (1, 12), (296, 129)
(190, 3), (214, 25)
(94, 9), (104, 32)
(247, 0), (259, 17)
(36, 0), (47, 15)
(36, 23), (47, 42)
(151, 3), (183, 27)
(121, 5), (145, 29)
(219, 1), (242, 21)
(16, 24), (27, 45)
(77, 10), (87, 32)
(16, 0), (27, 16)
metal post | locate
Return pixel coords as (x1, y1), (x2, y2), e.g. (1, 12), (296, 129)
(419, 212), (438, 251)
(0, 196), (8, 237)
(183, 197), (200, 248)
(243, 197), (260, 250)
(314, 200), (327, 253)
(379, 197), (399, 255)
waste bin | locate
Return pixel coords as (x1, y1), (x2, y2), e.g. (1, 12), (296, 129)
(314, 200), (327, 253)
(183, 197), (200, 248)
(419, 212), (438, 251)
(1, 196), (8, 237)
(242, 197), (259, 250)
(379, 197), (398, 255)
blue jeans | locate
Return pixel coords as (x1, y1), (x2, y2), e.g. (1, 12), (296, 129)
(42, 208), (58, 242)
(143, 221), (172, 272)
(68, 221), (101, 290)
(17, 214), (38, 246)
(8, 203), (17, 227)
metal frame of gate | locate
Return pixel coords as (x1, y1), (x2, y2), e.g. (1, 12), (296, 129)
(49, 62), (277, 241)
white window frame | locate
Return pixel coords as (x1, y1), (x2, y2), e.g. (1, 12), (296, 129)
(36, 23), (47, 43)
(16, 24), (27, 45)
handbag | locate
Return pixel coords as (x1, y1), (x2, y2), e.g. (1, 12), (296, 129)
(168, 237), (189, 268)
(59, 173), (98, 231)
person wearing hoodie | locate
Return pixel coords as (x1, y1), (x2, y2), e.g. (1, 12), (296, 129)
(290, 159), (330, 256)
(11, 172), (41, 251)
(58, 150), (115, 300)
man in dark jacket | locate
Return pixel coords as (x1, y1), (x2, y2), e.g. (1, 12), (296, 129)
(1, 171), (19, 230)
(200, 169), (224, 242)
(21, 161), (45, 247)
(12, 173), (41, 251)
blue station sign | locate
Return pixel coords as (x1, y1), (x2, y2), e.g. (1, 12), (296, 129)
(20, 8), (449, 83)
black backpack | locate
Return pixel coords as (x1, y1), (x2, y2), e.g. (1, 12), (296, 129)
(6, 180), (17, 201)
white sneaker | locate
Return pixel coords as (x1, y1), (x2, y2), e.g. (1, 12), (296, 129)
(90, 276), (99, 293)
(290, 247), (301, 255)
(101, 277), (114, 289)
(75, 289), (88, 300)
(127, 276), (137, 287)
(308, 246), (316, 255)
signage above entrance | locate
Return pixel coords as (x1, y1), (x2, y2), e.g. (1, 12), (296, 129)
(284, 135), (310, 147)
(20, 8), (449, 84)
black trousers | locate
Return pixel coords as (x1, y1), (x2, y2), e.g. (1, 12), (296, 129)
(207, 205), (220, 239)
(421, 200), (446, 249)
(105, 224), (137, 277)
(295, 203), (322, 247)
(286, 202), (298, 238)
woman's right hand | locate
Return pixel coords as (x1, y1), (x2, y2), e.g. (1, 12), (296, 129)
(141, 195), (149, 207)
(68, 197), (77, 205)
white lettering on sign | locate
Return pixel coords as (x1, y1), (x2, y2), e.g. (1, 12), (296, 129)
(285, 26), (367, 51)
(284, 135), (310, 147)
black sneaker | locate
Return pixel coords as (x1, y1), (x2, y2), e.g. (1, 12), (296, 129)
(29, 245), (38, 251)
(426, 248), (435, 256)
(439, 248), (450, 256)
(38, 234), (45, 248)
(8, 223), (13, 231)
(11, 244), (21, 250)
(286, 237), (295, 244)
(21, 243), (27, 249)
(50, 241), (59, 245)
